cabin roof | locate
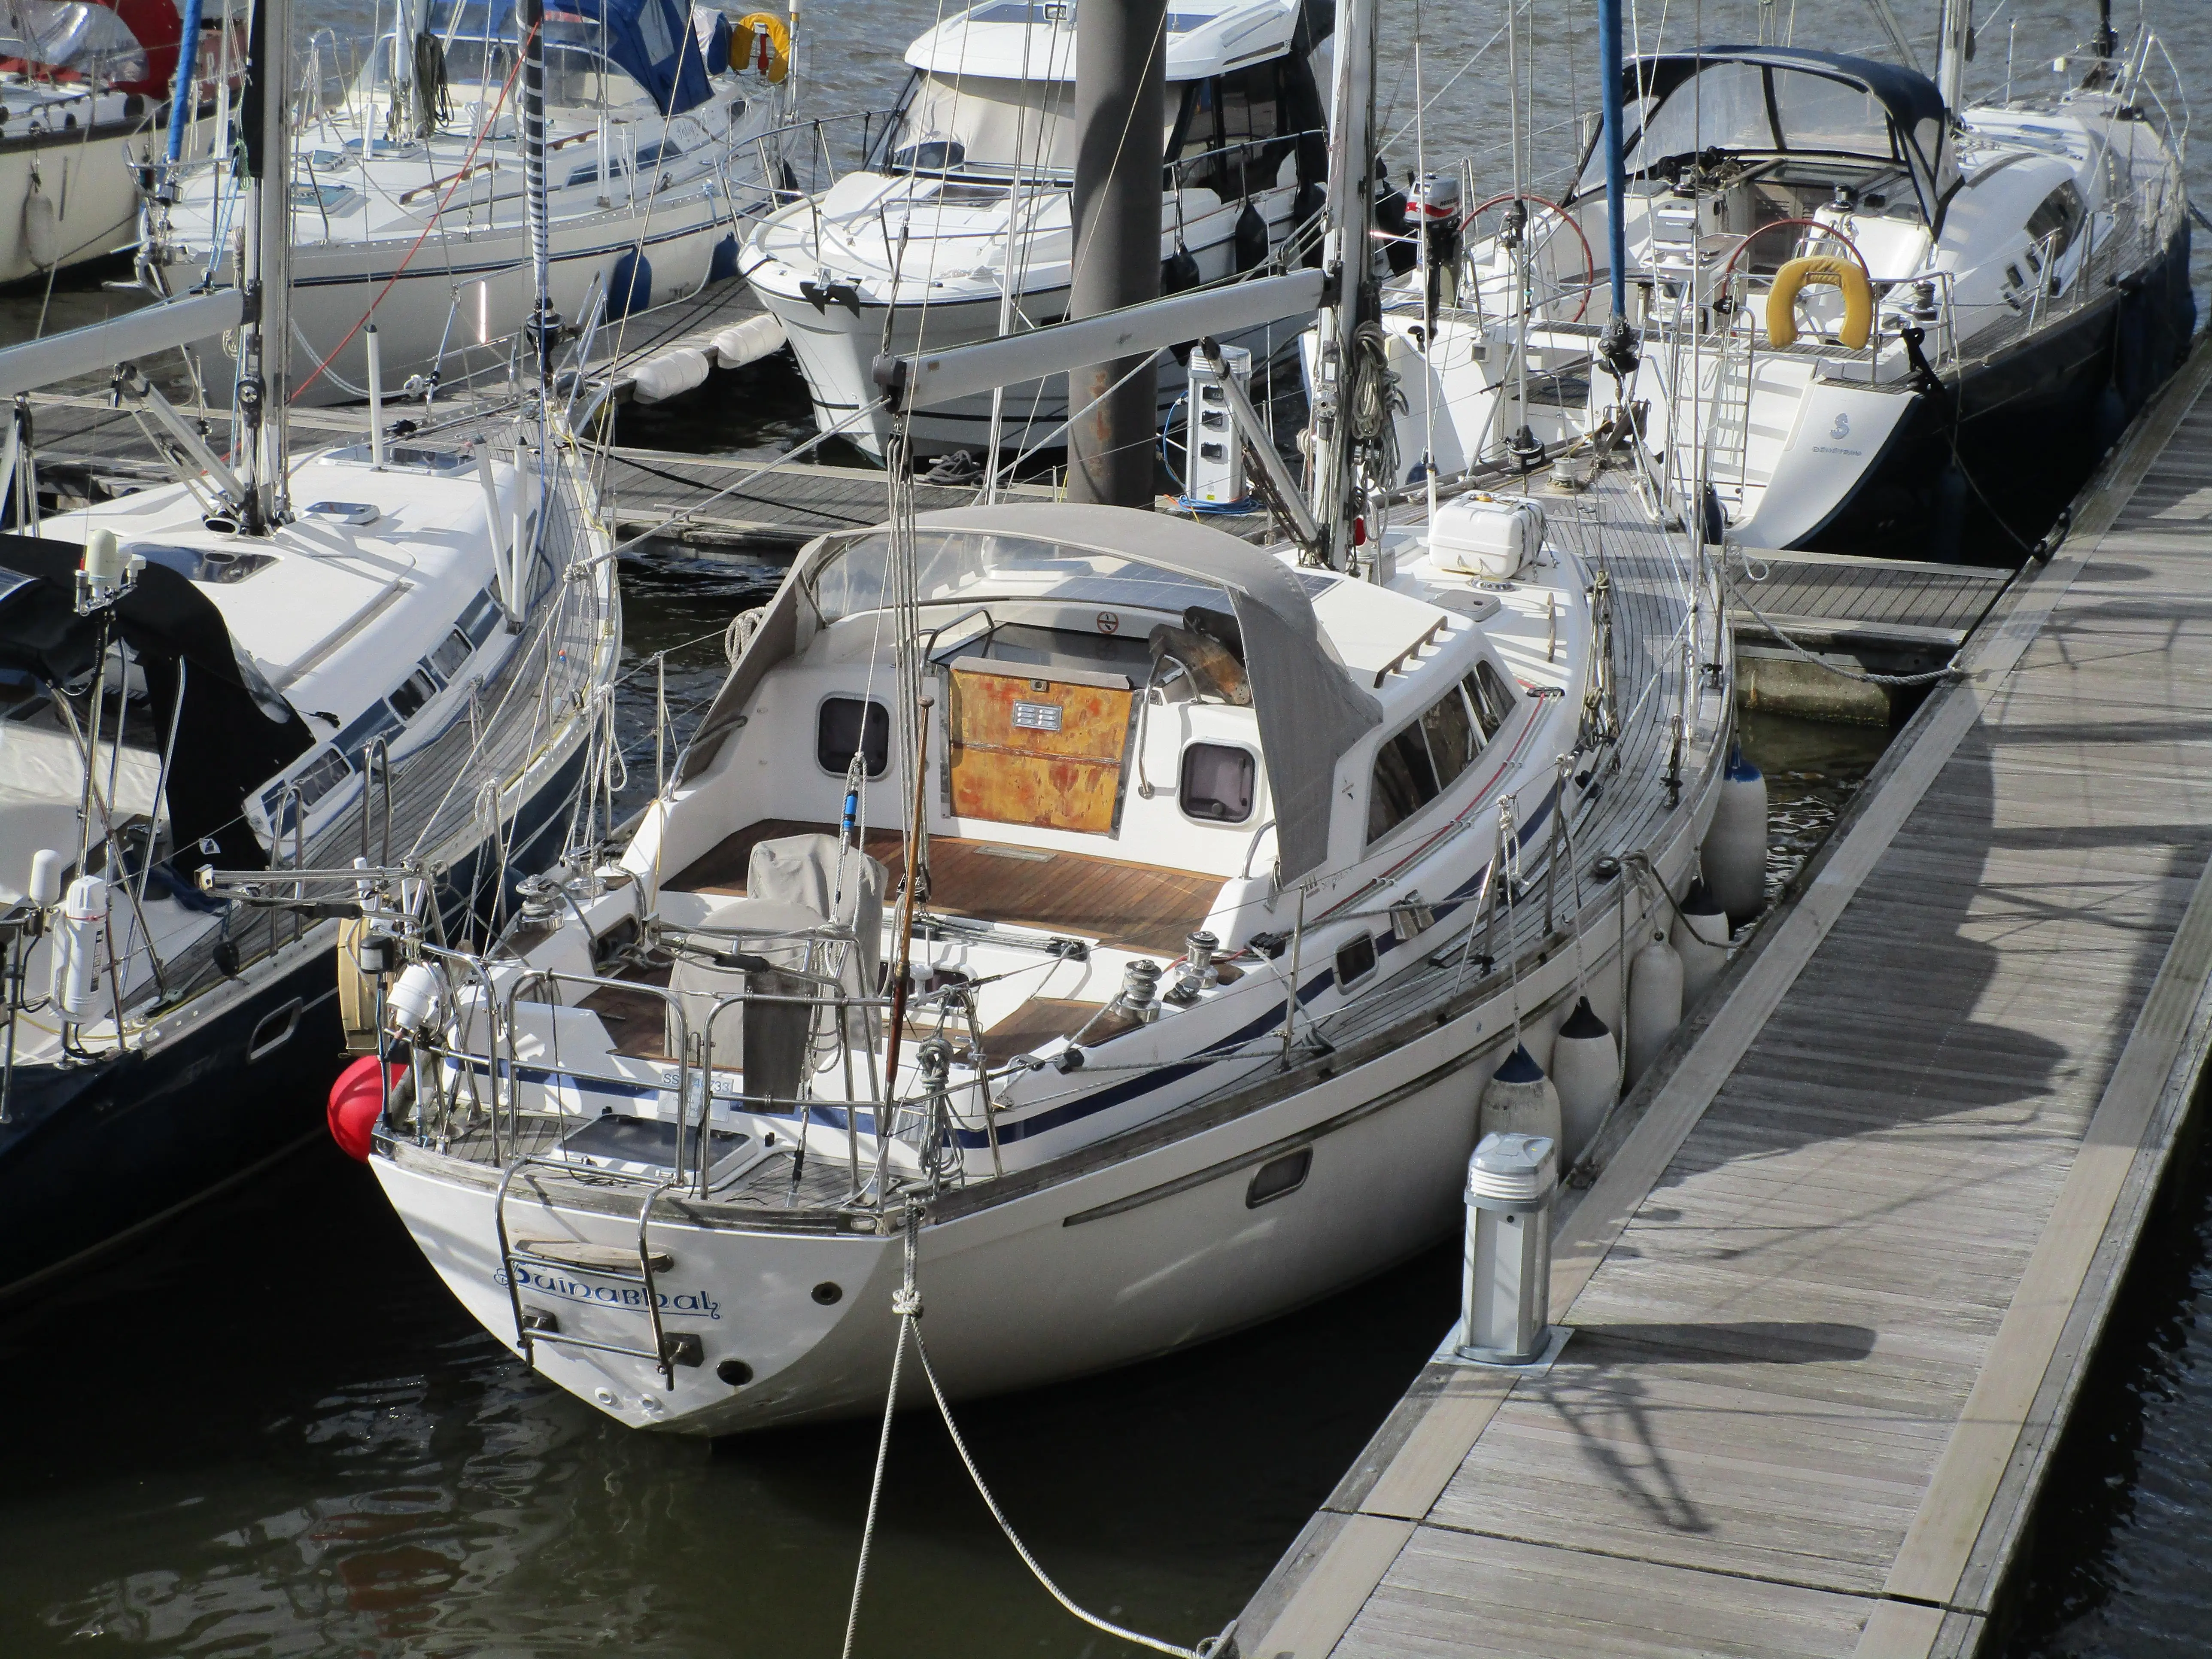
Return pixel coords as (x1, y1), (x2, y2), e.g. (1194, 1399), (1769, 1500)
(904, 0), (1298, 83)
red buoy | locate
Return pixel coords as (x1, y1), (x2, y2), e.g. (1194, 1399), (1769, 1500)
(328, 1055), (401, 1161)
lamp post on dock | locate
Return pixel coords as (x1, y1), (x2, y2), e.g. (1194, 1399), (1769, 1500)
(1066, 0), (1167, 507)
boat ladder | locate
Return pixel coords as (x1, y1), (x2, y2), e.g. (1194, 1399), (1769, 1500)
(492, 1152), (703, 1389)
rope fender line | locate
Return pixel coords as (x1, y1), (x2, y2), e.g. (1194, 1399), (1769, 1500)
(839, 1203), (1230, 1659)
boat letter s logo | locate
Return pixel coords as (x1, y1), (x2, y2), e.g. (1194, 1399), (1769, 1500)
(1829, 413), (1851, 440)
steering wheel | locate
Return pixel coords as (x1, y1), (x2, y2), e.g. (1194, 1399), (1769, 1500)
(1459, 193), (1597, 324)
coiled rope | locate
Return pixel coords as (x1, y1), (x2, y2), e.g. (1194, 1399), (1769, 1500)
(840, 1205), (1226, 1659)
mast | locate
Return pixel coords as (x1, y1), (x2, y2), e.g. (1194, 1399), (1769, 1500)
(1306, 0), (1378, 570)
(1595, 0), (1637, 378)
(517, 0), (555, 630)
(519, 0), (554, 382)
(237, 0), (292, 533)
(1936, 0), (1972, 113)
(1065, 0), (1167, 508)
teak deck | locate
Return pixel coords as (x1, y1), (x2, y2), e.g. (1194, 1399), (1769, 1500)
(1236, 343), (2212, 1659)
(667, 817), (1223, 958)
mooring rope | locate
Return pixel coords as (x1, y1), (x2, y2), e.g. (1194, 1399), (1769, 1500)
(1727, 551), (1968, 689)
(838, 1205), (1224, 1659)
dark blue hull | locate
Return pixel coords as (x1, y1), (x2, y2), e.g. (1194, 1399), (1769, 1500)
(1797, 222), (2197, 564)
(0, 742), (590, 1298)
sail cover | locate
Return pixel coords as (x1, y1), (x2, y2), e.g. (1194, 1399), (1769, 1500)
(429, 0), (713, 115)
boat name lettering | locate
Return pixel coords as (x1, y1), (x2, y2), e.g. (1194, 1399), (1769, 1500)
(495, 1266), (723, 1319)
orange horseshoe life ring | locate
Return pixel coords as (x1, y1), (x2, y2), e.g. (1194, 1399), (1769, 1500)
(1766, 255), (1875, 350)
(736, 11), (791, 83)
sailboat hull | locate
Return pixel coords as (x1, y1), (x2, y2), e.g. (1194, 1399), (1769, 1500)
(0, 740), (589, 1301)
(370, 783), (1716, 1437)
(1778, 222), (2196, 562)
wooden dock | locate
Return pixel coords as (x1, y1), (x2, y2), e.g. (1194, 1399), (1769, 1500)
(1233, 336), (2212, 1659)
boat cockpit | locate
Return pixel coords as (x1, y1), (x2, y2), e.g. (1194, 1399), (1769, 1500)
(1569, 47), (1954, 286)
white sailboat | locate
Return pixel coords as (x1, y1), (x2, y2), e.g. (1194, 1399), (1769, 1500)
(1374, 6), (2194, 561)
(0, 0), (228, 283)
(325, 0), (1747, 1437)
(741, 0), (1333, 461)
(139, 0), (796, 404)
(0, 0), (622, 1298)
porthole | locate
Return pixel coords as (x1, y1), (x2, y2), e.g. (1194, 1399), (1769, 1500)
(817, 696), (890, 778)
(1179, 742), (1256, 823)
(1246, 1147), (1312, 1207)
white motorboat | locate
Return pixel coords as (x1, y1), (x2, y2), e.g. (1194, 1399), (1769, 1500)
(345, 456), (1735, 1433)
(0, 0), (623, 1297)
(0, 0), (227, 283)
(139, 0), (795, 404)
(1379, 23), (2194, 561)
(741, 0), (1333, 461)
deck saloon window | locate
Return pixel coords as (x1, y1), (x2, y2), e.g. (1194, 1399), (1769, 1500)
(817, 696), (890, 778)
(1369, 676), (1494, 844)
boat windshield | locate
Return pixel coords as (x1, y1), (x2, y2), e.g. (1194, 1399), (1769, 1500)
(875, 72), (1076, 174)
(1623, 62), (1900, 172)
(0, 0), (146, 83)
(875, 70), (1179, 176)
(805, 529), (1224, 624)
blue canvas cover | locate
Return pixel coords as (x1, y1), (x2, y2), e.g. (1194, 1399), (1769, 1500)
(428, 0), (713, 115)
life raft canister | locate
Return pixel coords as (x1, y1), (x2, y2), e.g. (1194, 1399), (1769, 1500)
(1765, 254), (1875, 351)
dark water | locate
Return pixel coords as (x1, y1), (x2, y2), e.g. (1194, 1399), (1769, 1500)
(1, 3), (2210, 1653)
(2002, 1118), (2212, 1659)
(0, 1142), (1459, 1657)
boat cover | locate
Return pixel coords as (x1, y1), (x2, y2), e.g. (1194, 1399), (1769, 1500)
(0, 535), (311, 872)
(681, 503), (1380, 883)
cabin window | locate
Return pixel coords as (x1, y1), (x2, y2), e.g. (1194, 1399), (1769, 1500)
(1175, 64), (1288, 198)
(290, 747), (352, 811)
(1246, 1146), (1312, 1207)
(388, 668), (438, 720)
(1335, 933), (1377, 987)
(1369, 672), (1514, 844)
(1179, 742), (1255, 823)
(1466, 662), (1520, 739)
(817, 696), (890, 778)
(1421, 684), (1478, 788)
(428, 627), (474, 681)
(1368, 721), (1441, 842)
(2026, 182), (2085, 261)
(460, 589), (503, 645)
